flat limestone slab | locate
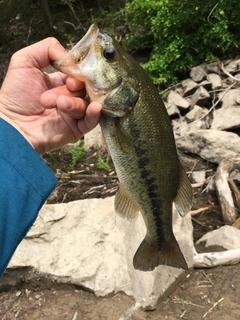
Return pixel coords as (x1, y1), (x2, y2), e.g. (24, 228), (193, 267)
(3, 197), (193, 308)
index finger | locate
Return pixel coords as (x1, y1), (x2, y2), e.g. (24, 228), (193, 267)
(11, 37), (67, 70)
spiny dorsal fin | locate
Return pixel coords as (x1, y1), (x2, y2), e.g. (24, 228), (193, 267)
(174, 164), (193, 217)
(133, 236), (188, 271)
(114, 183), (139, 221)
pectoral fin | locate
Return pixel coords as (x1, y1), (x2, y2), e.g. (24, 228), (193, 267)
(114, 183), (139, 220)
(174, 164), (193, 217)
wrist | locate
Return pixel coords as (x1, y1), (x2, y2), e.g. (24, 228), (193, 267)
(0, 112), (34, 149)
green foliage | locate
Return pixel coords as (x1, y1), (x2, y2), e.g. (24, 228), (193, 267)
(65, 144), (86, 168)
(122, 0), (240, 85)
(96, 156), (111, 171)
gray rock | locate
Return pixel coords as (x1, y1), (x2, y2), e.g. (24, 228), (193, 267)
(206, 61), (221, 75)
(84, 124), (103, 150)
(219, 88), (240, 109)
(196, 225), (240, 250)
(199, 80), (212, 90)
(207, 73), (222, 90)
(190, 86), (210, 107)
(190, 64), (207, 82)
(181, 79), (198, 97)
(176, 129), (240, 164)
(191, 171), (206, 184)
(166, 100), (180, 117)
(167, 91), (190, 110)
(224, 60), (240, 74)
(5, 197), (193, 309)
(185, 105), (207, 123)
(178, 150), (208, 172)
(212, 107), (240, 130)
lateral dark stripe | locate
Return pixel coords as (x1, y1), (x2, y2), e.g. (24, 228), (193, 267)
(130, 122), (166, 246)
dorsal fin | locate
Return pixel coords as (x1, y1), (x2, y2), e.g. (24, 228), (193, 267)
(114, 183), (139, 221)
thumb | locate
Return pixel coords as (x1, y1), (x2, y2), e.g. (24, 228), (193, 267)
(11, 37), (67, 70)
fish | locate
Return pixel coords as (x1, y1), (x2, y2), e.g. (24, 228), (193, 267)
(52, 24), (193, 271)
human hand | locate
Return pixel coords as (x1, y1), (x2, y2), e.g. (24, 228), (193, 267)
(0, 37), (102, 154)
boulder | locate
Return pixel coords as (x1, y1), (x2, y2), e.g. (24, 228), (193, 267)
(224, 60), (240, 74)
(190, 64), (207, 82)
(165, 100), (180, 117)
(206, 61), (221, 75)
(176, 129), (240, 164)
(218, 88), (240, 109)
(181, 79), (198, 97)
(190, 86), (210, 107)
(212, 107), (240, 130)
(191, 171), (206, 184)
(196, 225), (240, 250)
(167, 91), (190, 111)
(207, 73), (222, 90)
(184, 105), (207, 123)
(84, 124), (103, 150)
(3, 197), (194, 309)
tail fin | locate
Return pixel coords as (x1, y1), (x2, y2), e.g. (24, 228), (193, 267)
(133, 236), (188, 271)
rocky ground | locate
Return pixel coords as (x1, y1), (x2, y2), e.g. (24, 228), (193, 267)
(0, 148), (240, 320)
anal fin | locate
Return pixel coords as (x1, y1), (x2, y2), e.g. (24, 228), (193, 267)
(114, 183), (139, 221)
(133, 236), (188, 271)
(174, 164), (193, 217)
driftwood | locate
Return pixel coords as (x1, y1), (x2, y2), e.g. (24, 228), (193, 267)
(215, 158), (240, 224)
(194, 249), (240, 268)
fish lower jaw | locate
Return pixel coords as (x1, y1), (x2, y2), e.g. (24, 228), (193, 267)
(101, 108), (126, 117)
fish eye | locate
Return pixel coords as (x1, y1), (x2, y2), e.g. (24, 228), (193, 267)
(103, 47), (115, 60)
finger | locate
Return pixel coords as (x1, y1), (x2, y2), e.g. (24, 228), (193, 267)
(77, 101), (102, 135)
(56, 95), (89, 119)
(40, 86), (86, 108)
(66, 77), (86, 91)
(46, 72), (68, 87)
(12, 37), (67, 70)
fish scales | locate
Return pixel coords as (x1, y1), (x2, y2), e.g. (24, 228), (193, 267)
(52, 24), (193, 271)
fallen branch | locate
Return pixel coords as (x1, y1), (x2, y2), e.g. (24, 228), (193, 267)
(203, 297), (224, 318)
(215, 158), (240, 223)
(228, 178), (240, 210)
(220, 61), (240, 82)
(191, 206), (211, 216)
(194, 249), (240, 268)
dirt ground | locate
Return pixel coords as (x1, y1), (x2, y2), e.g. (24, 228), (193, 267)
(0, 148), (240, 320)
(1, 265), (240, 320)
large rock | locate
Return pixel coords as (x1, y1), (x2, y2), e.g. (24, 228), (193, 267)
(167, 91), (190, 111)
(181, 79), (198, 97)
(218, 88), (240, 109)
(2, 197), (193, 309)
(190, 86), (210, 107)
(207, 73), (222, 90)
(176, 129), (240, 164)
(84, 124), (103, 150)
(196, 225), (240, 250)
(212, 107), (240, 130)
(190, 64), (207, 82)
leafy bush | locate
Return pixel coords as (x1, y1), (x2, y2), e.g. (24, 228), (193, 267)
(123, 0), (240, 85)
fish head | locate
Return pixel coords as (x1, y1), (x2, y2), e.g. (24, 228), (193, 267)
(52, 24), (138, 117)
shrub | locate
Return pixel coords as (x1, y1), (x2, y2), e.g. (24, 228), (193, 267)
(123, 0), (240, 85)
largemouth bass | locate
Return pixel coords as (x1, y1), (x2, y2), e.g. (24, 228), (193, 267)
(52, 24), (193, 271)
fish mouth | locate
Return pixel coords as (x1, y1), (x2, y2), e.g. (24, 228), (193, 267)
(51, 24), (99, 74)
(101, 108), (126, 118)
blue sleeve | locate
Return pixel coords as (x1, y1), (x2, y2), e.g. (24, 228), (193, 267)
(0, 119), (57, 277)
